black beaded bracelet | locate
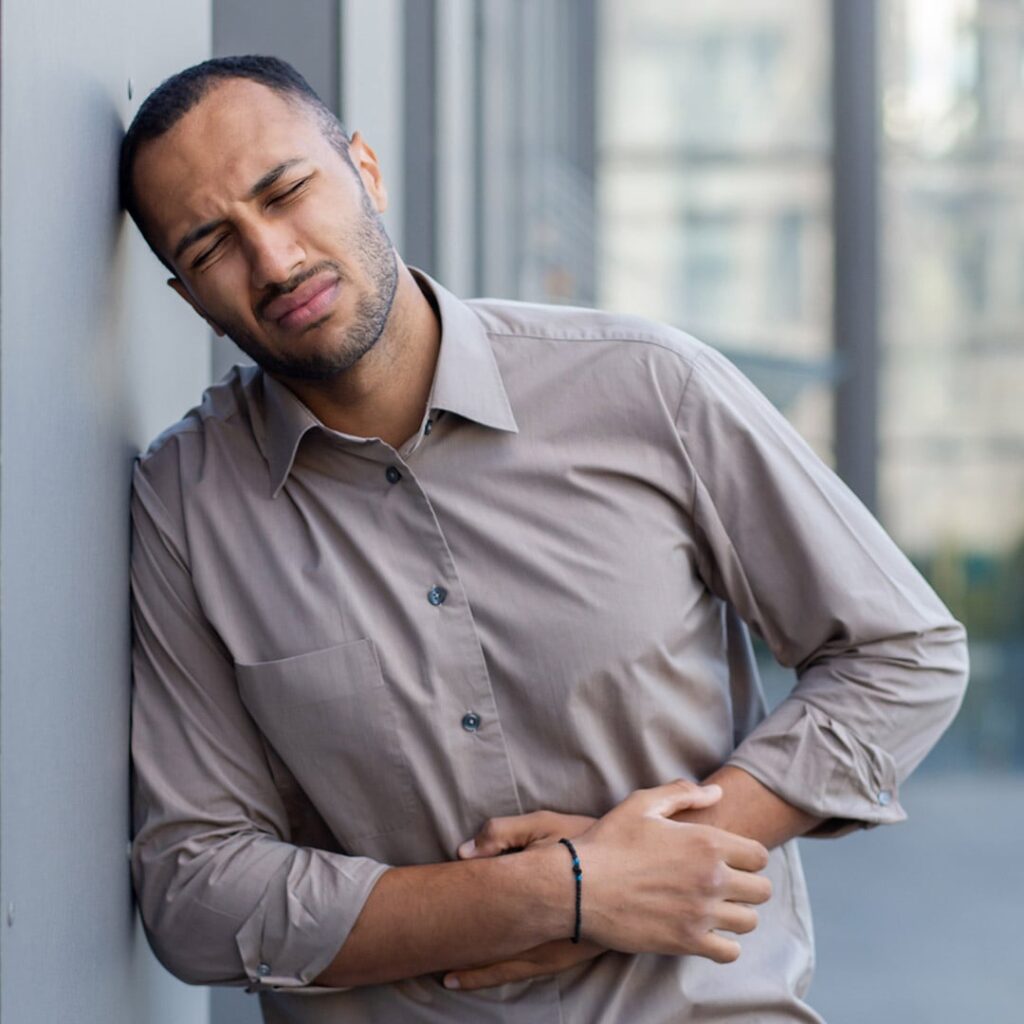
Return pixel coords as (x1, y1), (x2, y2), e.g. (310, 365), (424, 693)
(557, 837), (583, 944)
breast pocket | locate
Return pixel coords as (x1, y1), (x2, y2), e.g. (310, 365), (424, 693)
(235, 637), (417, 846)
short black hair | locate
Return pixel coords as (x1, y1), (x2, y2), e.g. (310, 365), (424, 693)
(119, 54), (351, 273)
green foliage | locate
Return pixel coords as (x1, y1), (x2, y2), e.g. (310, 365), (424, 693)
(914, 533), (1024, 641)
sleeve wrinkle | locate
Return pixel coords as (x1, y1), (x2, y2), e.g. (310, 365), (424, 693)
(727, 697), (907, 839)
(670, 350), (703, 520)
(668, 345), (968, 836)
(130, 456), (389, 990)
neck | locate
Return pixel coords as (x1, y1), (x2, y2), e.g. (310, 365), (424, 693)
(272, 262), (441, 448)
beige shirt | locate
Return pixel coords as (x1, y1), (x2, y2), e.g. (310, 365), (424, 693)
(129, 269), (968, 1023)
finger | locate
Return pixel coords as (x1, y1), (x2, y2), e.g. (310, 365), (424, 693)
(695, 931), (742, 964)
(443, 958), (547, 991)
(718, 833), (770, 873)
(458, 812), (546, 859)
(712, 902), (759, 936)
(721, 865), (773, 905)
(639, 779), (723, 818)
(683, 783), (725, 809)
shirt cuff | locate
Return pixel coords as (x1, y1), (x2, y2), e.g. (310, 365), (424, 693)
(726, 698), (908, 839)
(235, 851), (391, 992)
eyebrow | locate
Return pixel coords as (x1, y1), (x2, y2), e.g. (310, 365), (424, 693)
(172, 158), (306, 263)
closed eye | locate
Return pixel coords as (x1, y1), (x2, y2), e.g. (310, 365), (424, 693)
(268, 177), (311, 206)
(192, 235), (228, 269)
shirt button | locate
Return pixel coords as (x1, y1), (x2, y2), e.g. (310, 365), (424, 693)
(424, 418), (434, 436)
(427, 585), (448, 606)
(877, 790), (892, 806)
(385, 465), (402, 484)
(257, 962), (271, 977)
(461, 712), (481, 732)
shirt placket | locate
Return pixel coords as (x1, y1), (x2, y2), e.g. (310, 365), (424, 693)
(386, 443), (570, 1022)
(390, 445), (524, 829)
(321, 417), (566, 1020)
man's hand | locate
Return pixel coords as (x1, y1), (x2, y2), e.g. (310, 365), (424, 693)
(671, 764), (823, 848)
(569, 780), (771, 961)
(456, 809), (598, 859)
(442, 781), (769, 989)
(443, 810), (605, 990)
(442, 936), (605, 991)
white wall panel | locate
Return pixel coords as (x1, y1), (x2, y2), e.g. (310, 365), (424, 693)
(0, 2), (212, 1021)
(436, 0), (477, 295)
(342, 0), (405, 250)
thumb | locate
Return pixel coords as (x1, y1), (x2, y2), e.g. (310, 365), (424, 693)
(457, 813), (547, 859)
(643, 779), (722, 818)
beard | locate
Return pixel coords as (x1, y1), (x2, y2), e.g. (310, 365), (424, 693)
(222, 183), (399, 382)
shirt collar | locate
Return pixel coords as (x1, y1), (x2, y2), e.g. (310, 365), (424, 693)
(255, 266), (518, 498)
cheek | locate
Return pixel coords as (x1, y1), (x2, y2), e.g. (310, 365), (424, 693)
(294, 208), (360, 267)
(196, 261), (256, 322)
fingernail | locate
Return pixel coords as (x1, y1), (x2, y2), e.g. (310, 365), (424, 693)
(458, 839), (476, 858)
(443, 975), (460, 989)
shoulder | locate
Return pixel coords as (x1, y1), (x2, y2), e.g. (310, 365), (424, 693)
(132, 364), (263, 529)
(464, 296), (722, 415)
(467, 294), (708, 365)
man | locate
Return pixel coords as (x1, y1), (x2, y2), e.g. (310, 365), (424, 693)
(123, 55), (968, 1023)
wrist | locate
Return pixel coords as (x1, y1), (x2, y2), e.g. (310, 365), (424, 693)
(557, 837), (583, 943)
(513, 841), (577, 944)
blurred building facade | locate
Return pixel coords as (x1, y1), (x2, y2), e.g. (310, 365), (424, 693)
(881, 0), (1024, 770)
(595, 0), (1023, 773)
(598, 0), (835, 455)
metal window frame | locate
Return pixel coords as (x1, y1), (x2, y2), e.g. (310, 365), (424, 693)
(832, 0), (880, 511)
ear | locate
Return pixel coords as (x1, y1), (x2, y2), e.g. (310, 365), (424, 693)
(167, 277), (226, 337)
(347, 130), (388, 213)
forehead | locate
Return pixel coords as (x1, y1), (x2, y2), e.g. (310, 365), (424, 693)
(132, 79), (327, 249)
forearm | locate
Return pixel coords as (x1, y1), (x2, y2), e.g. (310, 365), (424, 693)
(670, 764), (821, 849)
(315, 842), (569, 988)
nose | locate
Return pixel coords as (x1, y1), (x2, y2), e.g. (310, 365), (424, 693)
(243, 220), (305, 292)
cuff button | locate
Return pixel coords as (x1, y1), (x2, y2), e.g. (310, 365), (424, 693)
(257, 962), (272, 977)
(877, 790), (892, 806)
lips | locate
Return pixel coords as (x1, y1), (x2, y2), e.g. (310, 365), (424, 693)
(263, 273), (341, 328)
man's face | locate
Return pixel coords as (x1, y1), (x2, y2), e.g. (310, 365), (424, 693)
(132, 78), (398, 381)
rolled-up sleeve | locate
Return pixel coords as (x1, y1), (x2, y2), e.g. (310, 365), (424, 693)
(129, 453), (389, 989)
(674, 346), (969, 837)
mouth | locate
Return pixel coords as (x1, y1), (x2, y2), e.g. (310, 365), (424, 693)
(263, 273), (342, 331)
